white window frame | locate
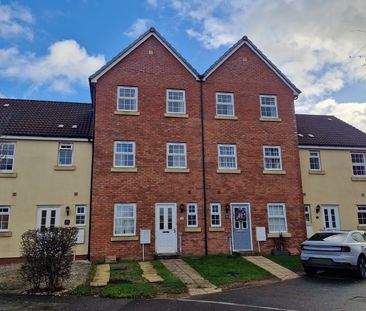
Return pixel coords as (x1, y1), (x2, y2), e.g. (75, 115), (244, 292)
(114, 141), (136, 168)
(210, 203), (222, 227)
(75, 205), (86, 226)
(260, 95), (278, 118)
(166, 89), (186, 114)
(263, 145), (282, 171)
(58, 143), (73, 166)
(166, 143), (187, 169)
(0, 206), (10, 232)
(216, 92), (235, 117)
(114, 203), (136, 236)
(357, 205), (366, 226)
(186, 203), (198, 228)
(267, 203), (288, 233)
(309, 151), (321, 171)
(117, 86), (138, 112)
(351, 152), (366, 176)
(304, 205), (311, 224)
(218, 144), (237, 170)
(0, 143), (16, 173)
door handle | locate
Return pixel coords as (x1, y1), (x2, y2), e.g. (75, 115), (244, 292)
(163, 231), (169, 233)
(174, 228), (176, 233)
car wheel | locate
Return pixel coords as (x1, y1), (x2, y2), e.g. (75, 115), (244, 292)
(357, 256), (366, 279)
(304, 267), (317, 276)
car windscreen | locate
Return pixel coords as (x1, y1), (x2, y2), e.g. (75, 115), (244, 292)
(308, 232), (347, 242)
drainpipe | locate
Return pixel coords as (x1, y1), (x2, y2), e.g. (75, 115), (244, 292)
(199, 78), (208, 256)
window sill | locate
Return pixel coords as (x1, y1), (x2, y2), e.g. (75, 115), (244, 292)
(260, 117), (282, 122)
(357, 226), (366, 231)
(165, 168), (190, 173)
(114, 111), (140, 116)
(309, 170), (325, 175)
(267, 232), (291, 238)
(185, 227), (201, 232)
(164, 113), (189, 118)
(263, 170), (286, 175)
(209, 227), (224, 232)
(111, 236), (139, 242)
(0, 173), (17, 178)
(351, 176), (366, 181)
(214, 115), (238, 120)
(217, 169), (241, 174)
(54, 166), (76, 171)
(111, 167), (137, 173)
(0, 231), (12, 237)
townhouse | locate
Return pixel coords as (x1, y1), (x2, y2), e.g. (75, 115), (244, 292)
(0, 99), (92, 263)
(297, 114), (366, 237)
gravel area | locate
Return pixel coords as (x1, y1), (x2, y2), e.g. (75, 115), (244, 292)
(0, 260), (91, 294)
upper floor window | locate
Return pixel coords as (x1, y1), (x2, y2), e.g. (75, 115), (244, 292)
(218, 144), (237, 169)
(114, 141), (136, 168)
(58, 143), (73, 166)
(0, 206), (10, 232)
(75, 205), (86, 226)
(309, 151), (321, 171)
(216, 93), (234, 116)
(260, 95), (278, 118)
(167, 143), (187, 168)
(187, 203), (198, 227)
(114, 203), (136, 236)
(263, 146), (282, 170)
(267, 203), (287, 233)
(0, 143), (15, 172)
(167, 89), (186, 114)
(351, 153), (366, 176)
(210, 203), (221, 227)
(117, 86), (138, 112)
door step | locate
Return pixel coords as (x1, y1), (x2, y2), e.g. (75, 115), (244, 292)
(154, 254), (180, 260)
(235, 251), (259, 256)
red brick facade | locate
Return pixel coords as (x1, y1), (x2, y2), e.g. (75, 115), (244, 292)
(90, 29), (306, 261)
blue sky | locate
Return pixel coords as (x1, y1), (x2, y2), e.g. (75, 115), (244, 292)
(1, 0), (366, 131)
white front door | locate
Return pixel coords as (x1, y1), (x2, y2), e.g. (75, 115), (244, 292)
(322, 205), (340, 230)
(37, 206), (60, 229)
(155, 203), (177, 254)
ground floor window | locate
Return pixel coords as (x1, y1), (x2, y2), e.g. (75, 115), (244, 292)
(187, 203), (198, 227)
(357, 205), (366, 225)
(0, 206), (10, 231)
(75, 205), (86, 225)
(267, 203), (287, 233)
(304, 205), (311, 223)
(114, 204), (136, 236)
(210, 203), (221, 227)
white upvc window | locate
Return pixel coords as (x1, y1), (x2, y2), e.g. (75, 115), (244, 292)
(263, 145), (282, 170)
(351, 153), (366, 176)
(357, 205), (366, 225)
(187, 203), (198, 227)
(167, 143), (187, 168)
(304, 205), (311, 224)
(117, 86), (138, 112)
(210, 203), (221, 227)
(309, 151), (321, 170)
(114, 203), (136, 236)
(167, 89), (186, 114)
(216, 92), (234, 116)
(0, 143), (16, 172)
(0, 206), (10, 232)
(260, 95), (278, 118)
(218, 144), (237, 169)
(75, 205), (86, 226)
(58, 143), (73, 166)
(267, 203), (288, 233)
(114, 141), (136, 168)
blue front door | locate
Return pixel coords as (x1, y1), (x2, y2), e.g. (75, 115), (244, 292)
(231, 204), (252, 251)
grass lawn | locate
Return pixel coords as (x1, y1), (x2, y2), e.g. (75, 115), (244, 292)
(266, 255), (303, 272)
(183, 255), (272, 286)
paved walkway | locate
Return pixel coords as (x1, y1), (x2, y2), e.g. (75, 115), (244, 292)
(243, 256), (299, 280)
(161, 259), (221, 296)
(90, 264), (110, 287)
(139, 261), (163, 283)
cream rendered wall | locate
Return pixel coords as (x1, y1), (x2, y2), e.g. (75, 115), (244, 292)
(299, 148), (366, 234)
(0, 139), (92, 258)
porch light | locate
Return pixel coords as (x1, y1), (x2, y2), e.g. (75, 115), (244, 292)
(315, 205), (321, 214)
(225, 204), (230, 213)
(66, 206), (70, 216)
(180, 204), (185, 213)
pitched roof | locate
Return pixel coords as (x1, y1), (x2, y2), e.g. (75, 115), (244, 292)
(0, 98), (93, 139)
(89, 27), (200, 82)
(203, 36), (301, 96)
(296, 114), (366, 148)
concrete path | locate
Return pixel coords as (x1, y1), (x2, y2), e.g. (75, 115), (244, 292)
(243, 256), (299, 280)
(90, 264), (110, 287)
(161, 259), (221, 296)
(139, 261), (163, 283)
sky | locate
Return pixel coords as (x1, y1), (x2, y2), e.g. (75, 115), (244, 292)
(0, 0), (366, 131)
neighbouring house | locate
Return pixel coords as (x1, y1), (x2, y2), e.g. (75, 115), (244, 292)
(89, 27), (306, 261)
(0, 99), (92, 263)
(297, 114), (366, 237)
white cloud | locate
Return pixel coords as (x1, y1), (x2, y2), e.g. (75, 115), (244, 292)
(124, 18), (152, 38)
(146, 0), (159, 8)
(0, 40), (105, 94)
(0, 3), (33, 40)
